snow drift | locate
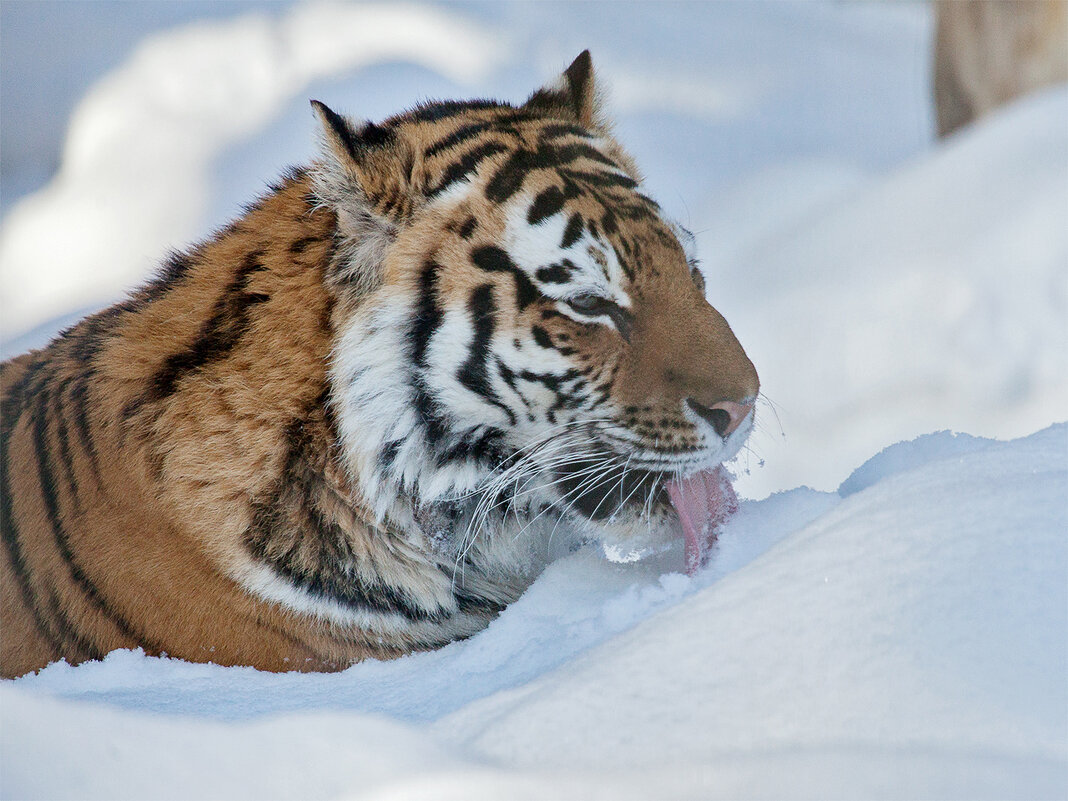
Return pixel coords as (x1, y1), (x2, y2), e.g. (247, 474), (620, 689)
(3, 424), (1065, 800)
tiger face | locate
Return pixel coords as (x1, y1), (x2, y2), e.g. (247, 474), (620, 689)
(319, 52), (758, 569)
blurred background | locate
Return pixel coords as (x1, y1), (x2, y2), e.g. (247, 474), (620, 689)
(1, 0), (1065, 499)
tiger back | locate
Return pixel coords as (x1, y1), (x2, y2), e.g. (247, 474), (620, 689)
(1, 52), (758, 678)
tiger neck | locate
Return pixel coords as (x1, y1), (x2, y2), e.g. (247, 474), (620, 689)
(97, 169), (524, 635)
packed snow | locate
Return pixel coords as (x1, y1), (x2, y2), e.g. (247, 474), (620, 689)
(4, 425), (1065, 799)
(1, 2), (1066, 799)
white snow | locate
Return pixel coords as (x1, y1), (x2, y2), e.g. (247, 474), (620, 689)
(2, 2), (1066, 798)
(3, 424), (1065, 799)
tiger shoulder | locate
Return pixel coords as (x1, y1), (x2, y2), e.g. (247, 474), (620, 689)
(1, 52), (758, 678)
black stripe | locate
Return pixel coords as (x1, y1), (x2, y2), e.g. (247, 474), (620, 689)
(531, 326), (553, 350)
(424, 121), (494, 159)
(484, 147), (550, 204)
(30, 393), (150, 650)
(379, 439), (402, 472)
(601, 207), (617, 235)
(561, 213), (584, 249)
(0, 361), (68, 660)
(538, 122), (593, 140)
(493, 357), (531, 410)
(484, 140), (619, 205)
(49, 380), (81, 513)
(470, 246), (540, 310)
(527, 186), (566, 226)
(453, 589), (506, 616)
(562, 168), (638, 191)
(129, 250), (267, 417)
(457, 285), (517, 427)
(535, 260), (575, 284)
(458, 216), (478, 240)
(410, 260), (444, 367)
(245, 421), (446, 623)
(427, 141), (509, 198)
(552, 143), (618, 169)
(69, 377), (102, 485)
(408, 260), (451, 445)
(289, 236), (321, 254)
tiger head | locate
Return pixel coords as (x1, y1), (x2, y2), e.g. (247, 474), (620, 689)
(315, 52), (758, 571)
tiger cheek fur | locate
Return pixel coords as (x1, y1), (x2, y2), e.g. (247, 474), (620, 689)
(0, 51), (757, 678)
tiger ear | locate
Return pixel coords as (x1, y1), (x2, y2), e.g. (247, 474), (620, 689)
(311, 100), (396, 175)
(310, 100), (401, 299)
(524, 50), (604, 129)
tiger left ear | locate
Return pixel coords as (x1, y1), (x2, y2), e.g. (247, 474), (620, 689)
(524, 50), (604, 129)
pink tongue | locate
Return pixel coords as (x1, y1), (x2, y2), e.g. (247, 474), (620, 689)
(665, 465), (738, 575)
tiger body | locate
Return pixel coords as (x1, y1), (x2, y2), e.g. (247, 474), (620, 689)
(1, 53), (758, 678)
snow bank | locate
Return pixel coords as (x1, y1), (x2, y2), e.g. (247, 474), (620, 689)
(4, 424), (1065, 799)
(718, 85), (1068, 498)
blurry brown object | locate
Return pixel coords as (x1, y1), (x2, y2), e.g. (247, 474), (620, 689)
(934, 0), (1068, 137)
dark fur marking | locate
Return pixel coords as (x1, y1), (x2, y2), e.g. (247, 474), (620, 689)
(531, 326), (553, 350)
(552, 143), (618, 169)
(29, 388), (153, 654)
(458, 216), (478, 240)
(424, 121), (494, 159)
(0, 361), (71, 660)
(129, 250), (267, 417)
(561, 213), (584, 249)
(535, 260), (575, 284)
(408, 261), (451, 446)
(457, 285), (517, 427)
(246, 420), (445, 623)
(405, 98), (503, 124)
(410, 260), (444, 367)
(470, 246), (539, 310)
(379, 439), (402, 472)
(289, 236), (321, 254)
(538, 122), (593, 140)
(484, 146), (555, 204)
(527, 186), (566, 226)
(49, 381), (81, 513)
(427, 141), (509, 198)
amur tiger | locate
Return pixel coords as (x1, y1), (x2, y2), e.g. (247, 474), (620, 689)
(0, 52), (758, 678)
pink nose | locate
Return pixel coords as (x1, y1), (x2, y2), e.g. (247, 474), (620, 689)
(687, 398), (754, 438)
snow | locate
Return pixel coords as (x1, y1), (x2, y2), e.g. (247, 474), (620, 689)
(4, 424), (1065, 799)
(1, 2), (1067, 798)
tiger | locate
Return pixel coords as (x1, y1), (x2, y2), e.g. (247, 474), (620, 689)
(0, 51), (758, 678)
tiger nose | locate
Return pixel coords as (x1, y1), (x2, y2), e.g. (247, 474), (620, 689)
(686, 398), (754, 438)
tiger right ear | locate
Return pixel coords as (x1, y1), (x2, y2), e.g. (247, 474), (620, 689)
(311, 100), (395, 174)
(310, 100), (400, 300)
(523, 50), (605, 129)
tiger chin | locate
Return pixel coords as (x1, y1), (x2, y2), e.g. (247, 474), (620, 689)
(0, 51), (758, 678)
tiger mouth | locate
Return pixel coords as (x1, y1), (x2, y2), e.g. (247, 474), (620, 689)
(552, 452), (671, 521)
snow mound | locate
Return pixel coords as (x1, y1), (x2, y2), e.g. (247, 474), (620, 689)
(3, 424), (1065, 799)
(726, 86), (1068, 497)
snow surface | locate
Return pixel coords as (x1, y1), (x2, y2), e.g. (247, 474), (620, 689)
(1, 3), (1067, 798)
(4, 424), (1065, 799)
